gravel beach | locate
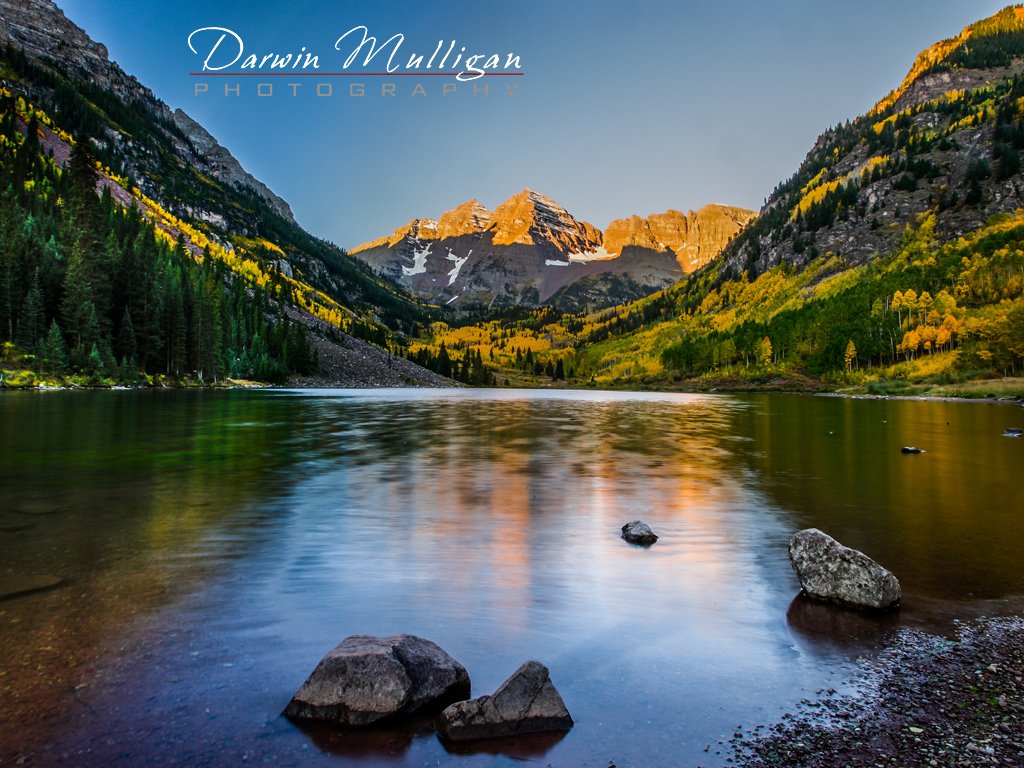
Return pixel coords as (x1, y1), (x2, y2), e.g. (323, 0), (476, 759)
(733, 617), (1024, 767)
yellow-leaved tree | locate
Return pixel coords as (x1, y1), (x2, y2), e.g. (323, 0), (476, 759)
(755, 336), (773, 367)
(844, 339), (857, 371)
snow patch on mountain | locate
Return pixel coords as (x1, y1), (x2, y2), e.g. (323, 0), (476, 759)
(402, 241), (432, 276)
(446, 248), (470, 286)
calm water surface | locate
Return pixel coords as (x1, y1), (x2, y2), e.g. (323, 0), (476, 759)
(1, 389), (1022, 767)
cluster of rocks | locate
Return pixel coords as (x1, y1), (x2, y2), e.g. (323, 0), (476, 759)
(283, 524), (903, 754)
(284, 635), (572, 744)
(622, 519), (900, 612)
(282, 306), (454, 389)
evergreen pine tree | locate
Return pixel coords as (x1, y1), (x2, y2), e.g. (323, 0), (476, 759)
(116, 306), (136, 363)
(17, 270), (44, 351)
(40, 319), (66, 375)
(60, 243), (93, 352)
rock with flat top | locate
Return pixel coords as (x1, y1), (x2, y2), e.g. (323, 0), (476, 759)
(284, 634), (470, 727)
(788, 528), (901, 611)
(435, 660), (573, 741)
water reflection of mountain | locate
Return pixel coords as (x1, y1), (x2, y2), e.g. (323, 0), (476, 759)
(275, 392), (765, 632)
(11, 390), (1019, 766)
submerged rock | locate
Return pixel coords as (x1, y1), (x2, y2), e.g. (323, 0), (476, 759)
(0, 574), (63, 601)
(436, 660), (573, 742)
(284, 634), (470, 727)
(788, 528), (901, 611)
(621, 520), (658, 546)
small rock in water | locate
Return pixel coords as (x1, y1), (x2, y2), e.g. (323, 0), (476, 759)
(621, 520), (658, 546)
(436, 660), (573, 741)
(788, 528), (901, 610)
(284, 634), (470, 727)
(901, 446), (925, 454)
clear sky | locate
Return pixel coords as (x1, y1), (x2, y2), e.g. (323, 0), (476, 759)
(58, 0), (1009, 248)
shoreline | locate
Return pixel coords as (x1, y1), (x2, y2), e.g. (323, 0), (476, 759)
(2, 379), (1023, 407)
(732, 615), (1024, 767)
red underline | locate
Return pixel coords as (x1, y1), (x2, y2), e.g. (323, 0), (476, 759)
(188, 72), (524, 77)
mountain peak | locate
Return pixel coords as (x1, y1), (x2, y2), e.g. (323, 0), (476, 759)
(0, 0), (151, 103)
(603, 205), (756, 270)
(436, 199), (492, 239)
(486, 189), (602, 252)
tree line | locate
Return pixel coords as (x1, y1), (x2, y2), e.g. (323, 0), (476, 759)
(0, 102), (317, 384)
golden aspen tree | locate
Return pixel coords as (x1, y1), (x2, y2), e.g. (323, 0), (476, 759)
(755, 336), (773, 367)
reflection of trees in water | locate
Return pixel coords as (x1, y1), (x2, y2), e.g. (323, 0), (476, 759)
(728, 395), (1024, 600)
(0, 390), (315, 755)
(305, 394), (742, 472)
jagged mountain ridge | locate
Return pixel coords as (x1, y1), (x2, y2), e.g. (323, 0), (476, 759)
(351, 190), (754, 311)
(602, 205), (757, 270)
(717, 4), (1024, 280)
(0, 0), (433, 328)
(0, 0), (294, 224)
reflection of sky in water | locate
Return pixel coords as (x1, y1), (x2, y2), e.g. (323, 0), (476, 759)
(249, 390), (844, 764)
(2, 389), (1022, 767)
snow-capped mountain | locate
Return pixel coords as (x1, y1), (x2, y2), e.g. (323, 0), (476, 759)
(350, 190), (754, 311)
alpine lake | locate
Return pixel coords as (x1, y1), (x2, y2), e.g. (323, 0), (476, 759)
(1, 388), (1022, 767)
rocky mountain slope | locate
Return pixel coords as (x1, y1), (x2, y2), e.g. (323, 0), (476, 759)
(0, 0), (444, 385)
(602, 205), (755, 270)
(0, 0), (293, 223)
(351, 190), (753, 312)
(553, 5), (1024, 387)
(718, 4), (1024, 279)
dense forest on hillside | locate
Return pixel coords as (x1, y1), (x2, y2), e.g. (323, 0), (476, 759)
(402, 209), (1024, 394)
(400, 21), (1024, 394)
(0, 44), (431, 337)
(0, 101), (317, 385)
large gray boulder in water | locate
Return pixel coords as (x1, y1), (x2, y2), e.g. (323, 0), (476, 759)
(284, 634), (470, 727)
(788, 528), (901, 611)
(435, 660), (573, 741)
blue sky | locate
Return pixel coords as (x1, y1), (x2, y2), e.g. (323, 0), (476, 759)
(59, 0), (1008, 248)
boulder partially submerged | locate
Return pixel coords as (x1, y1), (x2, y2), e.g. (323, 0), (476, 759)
(435, 660), (573, 742)
(788, 528), (901, 611)
(621, 520), (658, 546)
(284, 634), (470, 727)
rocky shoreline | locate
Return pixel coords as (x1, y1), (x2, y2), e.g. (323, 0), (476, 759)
(732, 616), (1024, 767)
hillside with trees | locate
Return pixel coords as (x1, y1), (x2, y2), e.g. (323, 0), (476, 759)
(0, 20), (442, 387)
(401, 7), (1024, 395)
